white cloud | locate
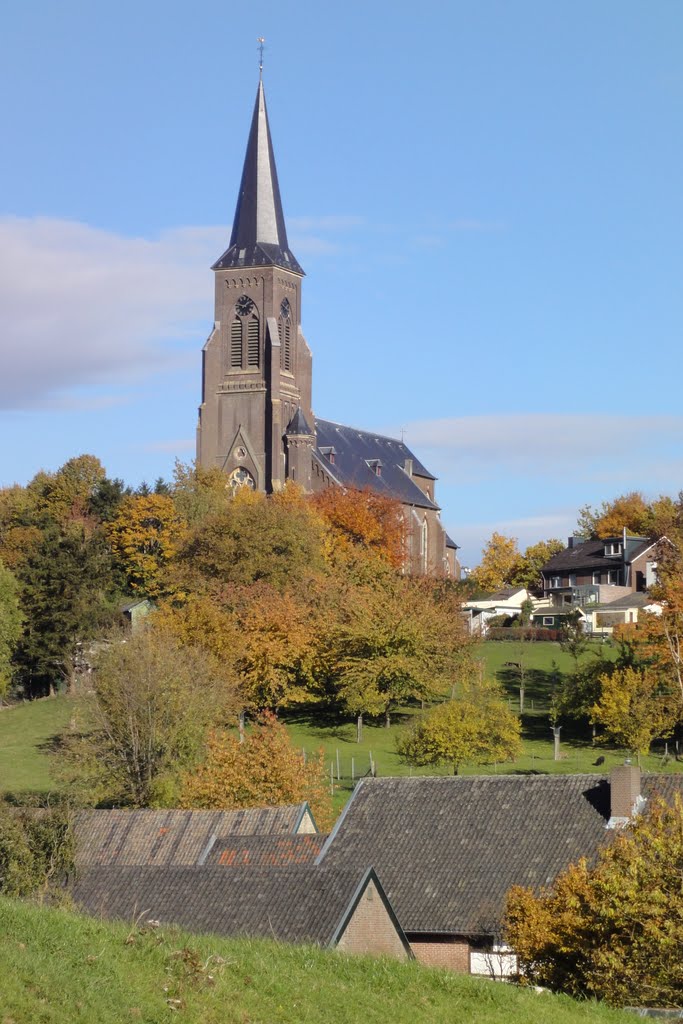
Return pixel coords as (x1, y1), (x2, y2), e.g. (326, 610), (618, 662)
(0, 214), (361, 412)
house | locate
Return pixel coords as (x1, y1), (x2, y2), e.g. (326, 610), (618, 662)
(581, 592), (663, 636)
(540, 533), (662, 609)
(315, 767), (683, 975)
(73, 804), (318, 867)
(71, 863), (412, 961)
(462, 586), (530, 635)
(195, 77), (459, 577)
(120, 598), (154, 633)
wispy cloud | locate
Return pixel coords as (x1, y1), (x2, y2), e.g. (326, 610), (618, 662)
(0, 214), (362, 412)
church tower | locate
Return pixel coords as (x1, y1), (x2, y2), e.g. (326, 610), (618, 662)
(197, 79), (313, 492)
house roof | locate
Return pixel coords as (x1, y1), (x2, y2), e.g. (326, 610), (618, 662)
(314, 419), (439, 511)
(592, 592), (655, 611)
(202, 833), (325, 868)
(542, 537), (654, 574)
(316, 773), (683, 936)
(212, 80), (303, 275)
(74, 804), (315, 867)
(70, 864), (403, 949)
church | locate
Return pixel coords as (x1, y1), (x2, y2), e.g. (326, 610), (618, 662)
(196, 77), (459, 578)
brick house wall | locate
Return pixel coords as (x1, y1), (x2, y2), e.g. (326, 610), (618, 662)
(407, 934), (471, 972)
(336, 880), (410, 960)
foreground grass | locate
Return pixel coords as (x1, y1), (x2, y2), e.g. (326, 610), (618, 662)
(0, 897), (635, 1024)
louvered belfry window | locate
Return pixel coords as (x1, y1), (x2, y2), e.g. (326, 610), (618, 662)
(247, 316), (260, 368)
(279, 298), (292, 372)
(230, 319), (242, 368)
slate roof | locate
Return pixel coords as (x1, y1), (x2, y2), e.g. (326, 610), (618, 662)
(203, 833), (325, 868)
(314, 419), (439, 511)
(543, 537), (654, 574)
(593, 592), (655, 611)
(316, 773), (683, 936)
(74, 805), (314, 867)
(286, 406), (314, 436)
(71, 864), (389, 947)
(213, 81), (303, 275)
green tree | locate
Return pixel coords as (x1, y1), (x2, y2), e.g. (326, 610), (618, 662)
(591, 666), (676, 758)
(0, 560), (22, 699)
(15, 523), (120, 696)
(505, 795), (683, 1007)
(397, 692), (521, 774)
(56, 628), (237, 807)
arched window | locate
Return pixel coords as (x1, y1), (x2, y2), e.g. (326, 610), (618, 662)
(420, 518), (428, 572)
(279, 298), (292, 371)
(228, 466), (255, 495)
(247, 315), (260, 368)
(230, 319), (242, 368)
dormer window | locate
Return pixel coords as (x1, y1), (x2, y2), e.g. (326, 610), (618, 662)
(366, 459), (383, 477)
(319, 446), (336, 466)
(604, 542), (622, 556)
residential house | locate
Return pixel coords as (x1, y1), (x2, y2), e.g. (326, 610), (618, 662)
(71, 864), (412, 960)
(540, 534), (661, 609)
(463, 587), (530, 635)
(315, 767), (683, 975)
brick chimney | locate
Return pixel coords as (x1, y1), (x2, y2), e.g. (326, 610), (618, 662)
(608, 762), (642, 825)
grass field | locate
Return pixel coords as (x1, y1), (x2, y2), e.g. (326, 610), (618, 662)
(0, 641), (680, 815)
(0, 896), (635, 1023)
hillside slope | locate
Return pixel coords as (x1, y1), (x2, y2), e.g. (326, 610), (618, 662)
(0, 897), (634, 1024)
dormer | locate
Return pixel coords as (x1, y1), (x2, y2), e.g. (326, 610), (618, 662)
(366, 459), (383, 478)
(604, 540), (622, 557)
(319, 446), (337, 466)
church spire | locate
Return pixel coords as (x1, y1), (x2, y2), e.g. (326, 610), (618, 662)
(213, 80), (304, 275)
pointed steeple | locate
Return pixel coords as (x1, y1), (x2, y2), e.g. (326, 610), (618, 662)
(213, 81), (304, 275)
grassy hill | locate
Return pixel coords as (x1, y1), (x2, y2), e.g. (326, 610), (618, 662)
(0, 896), (635, 1023)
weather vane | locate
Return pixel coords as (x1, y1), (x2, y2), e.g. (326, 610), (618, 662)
(257, 37), (265, 78)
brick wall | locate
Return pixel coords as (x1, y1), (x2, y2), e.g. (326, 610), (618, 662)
(407, 935), (471, 972)
(336, 880), (409, 960)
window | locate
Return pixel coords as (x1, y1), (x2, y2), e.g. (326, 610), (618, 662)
(568, 574), (577, 587)
(228, 466), (255, 494)
(604, 542), (622, 556)
(420, 519), (428, 572)
(543, 616), (555, 626)
(279, 298), (292, 371)
(230, 319), (242, 368)
(247, 315), (260, 368)
(550, 576), (562, 588)
(592, 571), (600, 585)
(608, 569), (618, 585)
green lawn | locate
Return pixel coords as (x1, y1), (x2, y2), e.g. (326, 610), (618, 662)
(0, 697), (74, 796)
(0, 896), (636, 1024)
(0, 641), (680, 816)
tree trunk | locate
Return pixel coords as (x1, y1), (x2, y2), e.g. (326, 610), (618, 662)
(238, 709), (245, 744)
(519, 686), (525, 714)
(453, 764), (459, 776)
(356, 713), (363, 744)
(385, 708), (391, 729)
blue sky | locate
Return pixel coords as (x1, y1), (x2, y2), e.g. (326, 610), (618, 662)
(1, 1), (682, 567)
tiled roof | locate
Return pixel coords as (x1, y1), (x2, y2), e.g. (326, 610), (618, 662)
(204, 833), (325, 867)
(74, 805), (313, 867)
(542, 537), (654, 573)
(317, 773), (683, 936)
(314, 419), (439, 511)
(71, 864), (376, 946)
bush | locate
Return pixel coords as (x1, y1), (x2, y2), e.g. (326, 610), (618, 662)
(486, 627), (561, 642)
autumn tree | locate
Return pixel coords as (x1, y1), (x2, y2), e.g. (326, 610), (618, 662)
(107, 493), (186, 598)
(397, 692), (521, 774)
(0, 560), (22, 699)
(169, 487), (323, 597)
(310, 487), (406, 569)
(179, 712), (332, 831)
(171, 459), (230, 526)
(577, 491), (654, 540)
(591, 665), (676, 758)
(327, 570), (470, 729)
(56, 628), (237, 807)
(27, 454), (107, 526)
(505, 795), (683, 1007)
(469, 533), (521, 592)
(511, 539), (564, 595)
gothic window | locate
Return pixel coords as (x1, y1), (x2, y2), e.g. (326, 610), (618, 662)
(230, 318), (242, 368)
(279, 298), (292, 371)
(247, 315), (260, 368)
(228, 466), (255, 495)
(420, 518), (428, 572)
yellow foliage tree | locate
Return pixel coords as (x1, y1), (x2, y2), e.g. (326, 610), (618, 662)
(469, 532), (521, 592)
(107, 494), (186, 598)
(591, 665), (676, 757)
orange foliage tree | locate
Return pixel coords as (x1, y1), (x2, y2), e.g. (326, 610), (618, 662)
(107, 493), (186, 598)
(310, 487), (406, 569)
(179, 712), (332, 830)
